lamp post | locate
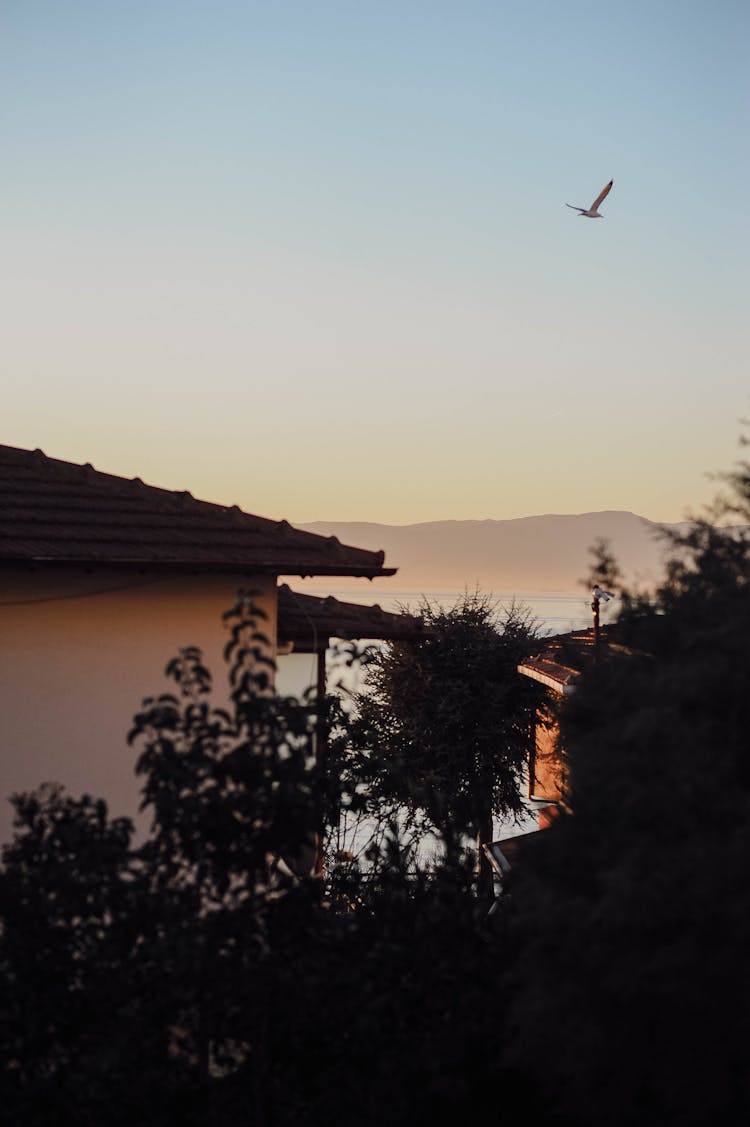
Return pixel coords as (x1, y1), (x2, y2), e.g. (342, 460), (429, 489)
(591, 587), (615, 655)
(591, 590), (601, 653)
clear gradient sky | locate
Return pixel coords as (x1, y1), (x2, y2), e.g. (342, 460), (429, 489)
(3, 1), (747, 524)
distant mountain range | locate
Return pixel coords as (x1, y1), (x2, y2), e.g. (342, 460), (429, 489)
(297, 511), (689, 594)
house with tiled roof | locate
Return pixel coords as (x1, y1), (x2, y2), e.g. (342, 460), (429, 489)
(0, 444), (405, 840)
(517, 625), (645, 808)
(517, 627), (600, 807)
(484, 625), (652, 886)
(482, 628), (611, 885)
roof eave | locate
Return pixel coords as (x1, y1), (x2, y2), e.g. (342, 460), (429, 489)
(517, 664), (578, 695)
(278, 566), (398, 579)
(0, 557), (397, 579)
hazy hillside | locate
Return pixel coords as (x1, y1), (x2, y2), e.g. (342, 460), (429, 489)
(297, 511), (685, 594)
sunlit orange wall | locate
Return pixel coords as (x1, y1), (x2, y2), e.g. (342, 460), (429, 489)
(527, 701), (567, 805)
(0, 568), (277, 842)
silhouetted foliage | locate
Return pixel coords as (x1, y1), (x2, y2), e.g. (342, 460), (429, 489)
(0, 591), (541, 1125)
(5, 434), (749, 1126)
(0, 594), (329, 1125)
(584, 535), (623, 596)
(349, 591), (543, 892)
(502, 438), (750, 1126)
(0, 786), (156, 1124)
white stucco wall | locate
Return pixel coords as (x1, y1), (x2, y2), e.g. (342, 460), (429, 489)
(0, 568), (277, 842)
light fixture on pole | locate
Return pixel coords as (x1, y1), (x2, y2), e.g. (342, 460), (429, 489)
(591, 586), (615, 651)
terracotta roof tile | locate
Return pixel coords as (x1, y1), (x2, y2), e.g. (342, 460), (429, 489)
(0, 445), (396, 578)
(518, 626), (647, 693)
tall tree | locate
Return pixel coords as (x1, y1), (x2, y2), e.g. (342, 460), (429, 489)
(350, 591), (543, 896)
(502, 440), (750, 1126)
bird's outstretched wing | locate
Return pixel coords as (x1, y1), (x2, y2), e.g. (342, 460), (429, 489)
(565, 203), (584, 212)
(590, 179), (613, 211)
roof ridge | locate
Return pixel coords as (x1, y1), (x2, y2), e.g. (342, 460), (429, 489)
(1, 443), (302, 532)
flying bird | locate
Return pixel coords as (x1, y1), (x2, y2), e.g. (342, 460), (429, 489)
(566, 179), (613, 218)
(592, 586), (616, 601)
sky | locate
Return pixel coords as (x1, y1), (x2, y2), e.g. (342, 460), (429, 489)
(2, 0), (748, 525)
